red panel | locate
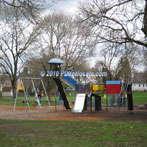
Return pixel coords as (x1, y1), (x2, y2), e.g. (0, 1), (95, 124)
(106, 84), (121, 94)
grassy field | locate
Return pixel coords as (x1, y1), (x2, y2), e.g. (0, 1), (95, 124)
(66, 91), (147, 105)
(0, 91), (146, 106)
(0, 120), (147, 147)
(132, 92), (147, 105)
(0, 92), (146, 146)
(0, 96), (50, 106)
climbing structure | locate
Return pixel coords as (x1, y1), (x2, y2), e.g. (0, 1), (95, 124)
(48, 58), (71, 110)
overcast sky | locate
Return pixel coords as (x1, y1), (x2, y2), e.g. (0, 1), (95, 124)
(49, 0), (83, 14)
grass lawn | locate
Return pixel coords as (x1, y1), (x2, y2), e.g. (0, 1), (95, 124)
(100, 91), (147, 106)
(0, 92), (77, 107)
(133, 92), (147, 105)
(0, 96), (50, 107)
(0, 120), (147, 147)
(0, 91), (146, 106)
(56, 91), (147, 105)
(64, 91), (147, 105)
(0, 92), (146, 146)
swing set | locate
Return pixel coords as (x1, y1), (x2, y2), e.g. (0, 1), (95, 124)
(13, 77), (51, 111)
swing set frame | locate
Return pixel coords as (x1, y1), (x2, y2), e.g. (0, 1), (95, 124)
(13, 77), (51, 111)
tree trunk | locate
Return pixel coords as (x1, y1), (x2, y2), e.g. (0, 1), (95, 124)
(11, 79), (17, 98)
(142, 0), (147, 37)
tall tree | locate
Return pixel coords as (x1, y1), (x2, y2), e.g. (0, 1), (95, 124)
(0, 5), (40, 97)
(78, 0), (147, 48)
(0, 0), (45, 24)
(38, 13), (95, 69)
(100, 43), (139, 72)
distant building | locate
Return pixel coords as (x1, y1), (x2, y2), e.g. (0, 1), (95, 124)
(2, 81), (13, 97)
(132, 72), (147, 91)
(132, 83), (147, 91)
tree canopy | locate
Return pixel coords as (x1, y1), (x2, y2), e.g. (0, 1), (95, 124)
(78, 0), (147, 48)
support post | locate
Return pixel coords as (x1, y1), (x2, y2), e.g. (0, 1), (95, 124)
(41, 79), (51, 106)
(22, 80), (30, 110)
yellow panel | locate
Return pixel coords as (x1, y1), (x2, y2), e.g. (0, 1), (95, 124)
(100, 85), (104, 91)
(98, 85), (101, 90)
(93, 84), (105, 91)
(93, 84), (98, 91)
(17, 81), (23, 92)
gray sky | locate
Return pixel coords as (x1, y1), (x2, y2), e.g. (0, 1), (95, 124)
(49, 0), (82, 14)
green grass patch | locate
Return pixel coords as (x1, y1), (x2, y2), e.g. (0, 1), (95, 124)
(0, 91), (146, 107)
(0, 92), (77, 107)
(101, 91), (147, 106)
(0, 96), (50, 107)
(0, 120), (147, 147)
(133, 91), (147, 105)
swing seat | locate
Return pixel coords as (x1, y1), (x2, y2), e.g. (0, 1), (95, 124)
(22, 100), (25, 104)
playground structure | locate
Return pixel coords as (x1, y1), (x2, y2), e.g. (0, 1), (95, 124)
(72, 83), (104, 113)
(47, 58), (106, 113)
(47, 58), (134, 113)
(48, 58), (71, 110)
(13, 77), (50, 111)
(13, 58), (133, 114)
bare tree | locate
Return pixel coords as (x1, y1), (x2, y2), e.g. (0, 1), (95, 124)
(142, 51), (147, 82)
(78, 0), (147, 48)
(0, 6), (40, 97)
(95, 42), (139, 81)
(0, 0), (46, 24)
(101, 42), (139, 71)
(96, 55), (131, 82)
(39, 13), (95, 70)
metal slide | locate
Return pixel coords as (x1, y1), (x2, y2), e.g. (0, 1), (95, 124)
(72, 93), (86, 113)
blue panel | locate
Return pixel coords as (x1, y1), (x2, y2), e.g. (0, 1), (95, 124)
(78, 85), (81, 91)
(63, 75), (77, 87)
(64, 89), (75, 91)
(106, 81), (120, 85)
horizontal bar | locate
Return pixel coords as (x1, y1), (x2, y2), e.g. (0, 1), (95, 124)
(106, 81), (120, 85)
(19, 77), (42, 80)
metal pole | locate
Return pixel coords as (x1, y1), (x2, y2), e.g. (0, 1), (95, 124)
(55, 83), (57, 112)
(20, 77), (42, 80)
(31, 80), (38, 108)
(22, 80), (30, 111)
(31, 79), (37, 95)
(41, 79), (51, 106)
(106, 94), (108, 111)
(13, 90), (18, 112)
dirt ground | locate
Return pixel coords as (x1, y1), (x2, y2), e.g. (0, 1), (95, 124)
(0, 105), (147, 122)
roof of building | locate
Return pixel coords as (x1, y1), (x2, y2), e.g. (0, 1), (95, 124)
(48, 58), (64, 65)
